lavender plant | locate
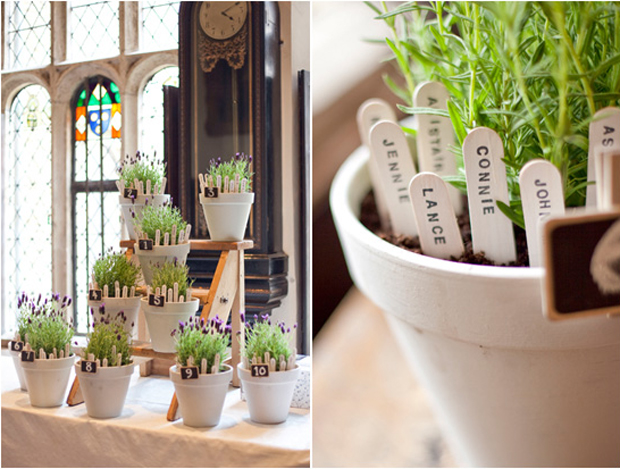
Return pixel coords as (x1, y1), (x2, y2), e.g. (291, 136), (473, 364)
(92, 249), (141, 297)
(242, 313), (296, 371)
(204, 152), (253, 192)
(84, 311), (132, 366)
(172, 316), (230, 373)
(151, 260), (193, 299)
(371, 1), (620, 227)
(135, 202), (188, 241)
(118, 150), (165, 191)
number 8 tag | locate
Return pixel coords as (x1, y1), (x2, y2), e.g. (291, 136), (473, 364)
(81, 360), (97, 373)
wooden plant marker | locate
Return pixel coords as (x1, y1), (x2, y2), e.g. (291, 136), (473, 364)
(409, 172), (464, 260)
(602, 150), (620, 210)
(462, 127), (516, 264)
(413, 81), (462, 215)
(586, 106), (620, 207)
(357, 98), (398, 229)
(519, 160), (565, 267)
(369, 120), (418, 236)
(166, 239), (253, 422)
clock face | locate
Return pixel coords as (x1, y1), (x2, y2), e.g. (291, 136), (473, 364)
(199, 2), (248, 40)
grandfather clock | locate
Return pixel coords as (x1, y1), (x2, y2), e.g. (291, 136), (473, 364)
(167, 2), (287, 315)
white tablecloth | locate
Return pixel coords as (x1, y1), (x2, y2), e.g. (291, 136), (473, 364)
(1, 351), (310, 467)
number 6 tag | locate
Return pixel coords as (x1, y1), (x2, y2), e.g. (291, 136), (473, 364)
(251, 364), (269, 378)
(10, 341), (24, 352)
(180, 366), (199, 380)
(81, 360), (97, 373)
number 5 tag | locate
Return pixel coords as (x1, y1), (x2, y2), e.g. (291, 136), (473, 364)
(180, 366), (199, 380)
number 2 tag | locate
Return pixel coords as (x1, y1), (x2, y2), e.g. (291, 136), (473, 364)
(10, 341), (24, 352)
(204, 187), (219, 198)
(21, 350), (35, 362)
(180, 366), (199, 380)
(81, 360), (97, 374)
(123, 188), (138, 199)
(251, 364), (269, 378)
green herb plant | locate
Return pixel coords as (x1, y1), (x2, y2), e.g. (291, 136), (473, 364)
(84, 312), (132, 366)
(205, 152), (253, 192)
(151, 260), (193, 300)
(15, 293), (75, 359)
(242, 313), (296, 371)
(135, 203), (188, 241)
(371, 1), (620, 228)
(172, 316), (230, 373)
(92, 249), (141, 297)
(118, 150), (166, 191)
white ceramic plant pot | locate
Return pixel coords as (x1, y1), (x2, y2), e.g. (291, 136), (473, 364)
(9, 348), (27, 391)
(21, 355), (76, 408)
(199, 192), (254, 241)
(330, 147), (620, 467)
(87, 295), (142, 337)
(133, 242), (190, 286)
(140, 297), (199, 353)
(170, 364), (232, 427)
(75, 361), (135, 418)
(237, 364), (300, 424)
(119, 194), (170, 240)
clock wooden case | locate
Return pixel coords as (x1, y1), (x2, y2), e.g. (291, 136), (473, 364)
(167, 2), (287, 315)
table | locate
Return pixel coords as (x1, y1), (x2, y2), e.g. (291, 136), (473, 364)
(1, 351), (310, 468)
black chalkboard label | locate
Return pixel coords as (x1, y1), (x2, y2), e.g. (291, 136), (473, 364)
(251, 364), (270, 378)
(544, 212), (620, 320)
(204, 187), (219, 198)
(148, 294), (165, 307)
(180, 366), (199, 380)
(81, 360), (97, 374)
(123, 188), (138, 199)
(10, 341), (24, 352)
(138, 239), (153, 251)
(88, 289), (102, 301)
(21, 350), (35, 362)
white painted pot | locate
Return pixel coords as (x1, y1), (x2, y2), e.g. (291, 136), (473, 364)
(119, 194), (170, 240)
(75, 361), (135, 419)
(87, 295), (142, 338)
(21, 355), (75, 408)
(133, 242), (190, 286)
(9, 348), (27, 391)
(237, 364), (300, 424)
(330, 147), (620, 467)
(199, 192), (254, 241)
(170, 364), (232, 427)
(140, 297), (199, 353)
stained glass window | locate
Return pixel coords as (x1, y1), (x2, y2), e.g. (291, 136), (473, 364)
(5, 2), (51, 70)
(4, 85), (53, 329)
(140, 66), (179, 159)
(70, 1), (120, 61)
(72, 76), (122, 333)
(141, 1), (180, 52)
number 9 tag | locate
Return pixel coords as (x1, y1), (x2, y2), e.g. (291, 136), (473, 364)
(180, 366), (199, 380)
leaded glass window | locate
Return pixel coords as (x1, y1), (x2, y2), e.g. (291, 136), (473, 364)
(69, 1), (120, 61)
(3, 85), (53, 330)
(72, 76), (122, 334)
(141, 1), (180, 52)
(140, 66), (179, 159)
(5, 2), (51, 70)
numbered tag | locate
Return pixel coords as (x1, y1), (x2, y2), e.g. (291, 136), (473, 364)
(10, 341), (24, 352)
(180, 366), (199, 380)
(138, 239), (153, 251)
(123, 188), (138, 199)
(81, 360), (97, 374)
(21, 350), (35, 362)
(204, 186), (219, 198)
(251, 364), (270, 378)
(148, 294), (165, 307)
(88, 289), (102, 301)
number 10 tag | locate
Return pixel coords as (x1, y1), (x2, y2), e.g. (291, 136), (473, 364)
(251, 364), (269, 378)
(180, 366), (199, 379)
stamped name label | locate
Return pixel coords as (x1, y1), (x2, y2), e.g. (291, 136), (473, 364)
(413, 81), (462, 215)
(204, 186), (219, 199)
(586, 106), (620, 207)
(88, 289), (102, 301)
(180, 366), (199, 380)
(369, 121), (418, 236)
(462, 127), (516, 264)
(519, 160), (565, 267)
(409, 172), (464, 260)
(81, 360), (97, 374)
(21, 350), (35, 362)
(251, 364), (270, 378)
(148, 294), (165, 307)
(138, 239), (153, 251)
(123, 188), (138, 199)
(10, 341), (24, 353)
